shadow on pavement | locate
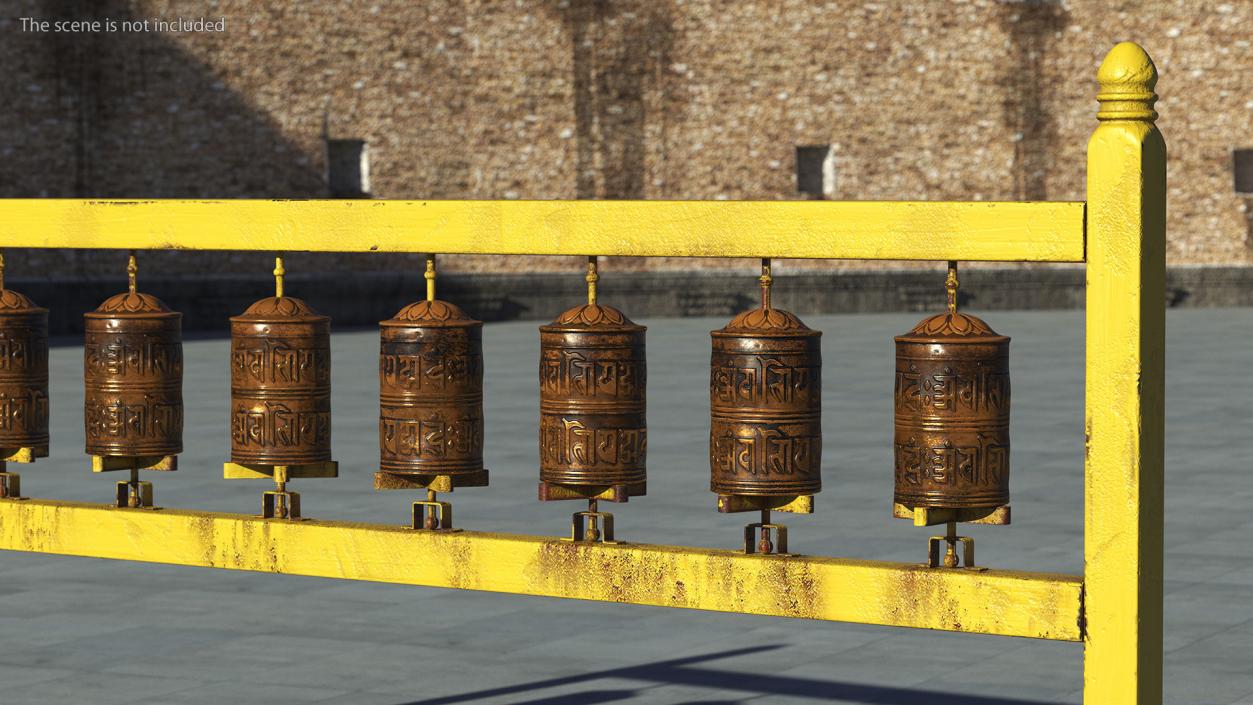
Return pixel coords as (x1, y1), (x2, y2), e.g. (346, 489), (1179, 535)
(396, 646), (1062, 705)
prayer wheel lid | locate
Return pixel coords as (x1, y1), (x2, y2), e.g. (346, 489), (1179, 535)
(381, 299), (479, 328)
(85, 291), (177, 319)
(896, 311), (1008, 343)
(542, 303), (643, 332)
(0, 288), (46, 314)
(714, 306), (819, 338)
(232, 296), (327, 323)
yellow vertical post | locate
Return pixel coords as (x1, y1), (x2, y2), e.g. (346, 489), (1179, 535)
(1084, 42), (1166, 705)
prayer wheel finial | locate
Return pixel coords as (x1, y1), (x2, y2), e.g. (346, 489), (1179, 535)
(127, 251), (138, 295)
(273, 256), (286, 299)
(759, 258), (773, 309)
(586, 256), (599, 305)
(425, 254), (437, 302)
(1096, 42), (1158, 122)
(946, 261), (959, 314)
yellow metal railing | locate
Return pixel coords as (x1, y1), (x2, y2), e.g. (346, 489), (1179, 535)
(0, 199), (1085, 261)
(0, 42), (1165, 704)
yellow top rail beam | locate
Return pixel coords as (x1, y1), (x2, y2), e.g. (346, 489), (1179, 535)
(0, 199), (1085, 262)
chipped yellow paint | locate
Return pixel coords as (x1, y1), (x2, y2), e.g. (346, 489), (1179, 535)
(1084, 42), (1166, 704)
(0, 199), (1084, 262)
(0, 447), (43, 463)
(0, 499), (1083, 641)
(222, 461), (339, 480)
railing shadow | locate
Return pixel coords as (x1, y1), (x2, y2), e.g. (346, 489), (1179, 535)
(395, 645), (1064, 705)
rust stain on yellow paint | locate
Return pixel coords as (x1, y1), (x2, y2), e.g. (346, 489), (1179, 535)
(0, 499), (1081, 641)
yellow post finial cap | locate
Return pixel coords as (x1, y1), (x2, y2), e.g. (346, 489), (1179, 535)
(1096, 42), (1158, 122)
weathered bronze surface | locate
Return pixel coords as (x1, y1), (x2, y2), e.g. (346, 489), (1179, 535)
(379, 299), (484, 477)
(229, 296), (331, 466)
(894, 311), (1010, 509)
(0, 288), (48, 452)
(710, 306), (822, 497)
(539, 303), (646, 491)
(84, 292), (183, 458)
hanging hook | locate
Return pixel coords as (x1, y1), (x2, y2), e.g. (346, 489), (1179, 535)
(759, 258), (773, 310)
(586, 256), (599, 305)
(274, 255), (286, 299)
(945, 260), (959, 314)
(425, 254), (437, 302)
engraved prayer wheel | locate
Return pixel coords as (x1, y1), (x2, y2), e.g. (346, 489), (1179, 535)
(229, 296), (331, 466)
(710, 306), (821, 497)
(84, 292), (183, 458)
(379, 300), (484, 476)
(0, 288), (49, 452)
(893, 311), (1010, 509)
(539, 304), (646, 489)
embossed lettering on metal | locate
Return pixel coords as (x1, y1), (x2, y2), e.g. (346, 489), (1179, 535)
(229, 296), (331, 466)
(379, 299), (484, 476)
(710, 306), (822, 497)
(539, 303), (646, 488)
(0, 288), (49, 452)
(894, 311), (1010, 509)
(84, 291), (183, 457)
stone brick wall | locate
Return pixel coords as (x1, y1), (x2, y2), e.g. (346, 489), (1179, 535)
(1, 0), (1248, 280)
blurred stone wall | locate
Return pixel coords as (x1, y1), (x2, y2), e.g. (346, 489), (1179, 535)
(0, 0), (1249, 280)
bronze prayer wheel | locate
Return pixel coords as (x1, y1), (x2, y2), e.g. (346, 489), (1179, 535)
(893, 311), (1010, 509)
(539, 303), (646, 489)
(0, 288), (49, 452)
(379, 299), (484, 476)
(710, 306), (822, 497)
(84, 291), (183, 458)
(229, 296), (331, 466)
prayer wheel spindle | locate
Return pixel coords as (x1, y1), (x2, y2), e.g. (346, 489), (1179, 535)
(538, 256), (646, 542)
(376, 254), (488, 530)
(223, 256), (337, 519)
(84, 252), (182, 508)
(710, 259), (822, 554)
(893, 261), (1011, 568)
(0, 252), (49, 499)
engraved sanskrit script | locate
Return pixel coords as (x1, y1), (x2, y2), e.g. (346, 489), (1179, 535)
(381, 413), (481, 458)
(712, 425), (818, 476)
(232, 341), (327, 385)
(540, 350), (641, 399)
(86, 400), (181, 440)
(540, 417), (645, 467)
(86, 340), (181, 378)
(894, 438), (1008, 488)
(232, 402), (329, 448)
(895, 366), (1008, 414)
(711, 357), (817, 406)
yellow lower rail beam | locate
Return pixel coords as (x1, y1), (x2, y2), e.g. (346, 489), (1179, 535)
(0, 499), (1083, 641)
(0, 199), (1085, 262)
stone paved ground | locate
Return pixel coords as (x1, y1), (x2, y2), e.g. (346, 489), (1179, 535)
(0, 308), (1249, 705)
